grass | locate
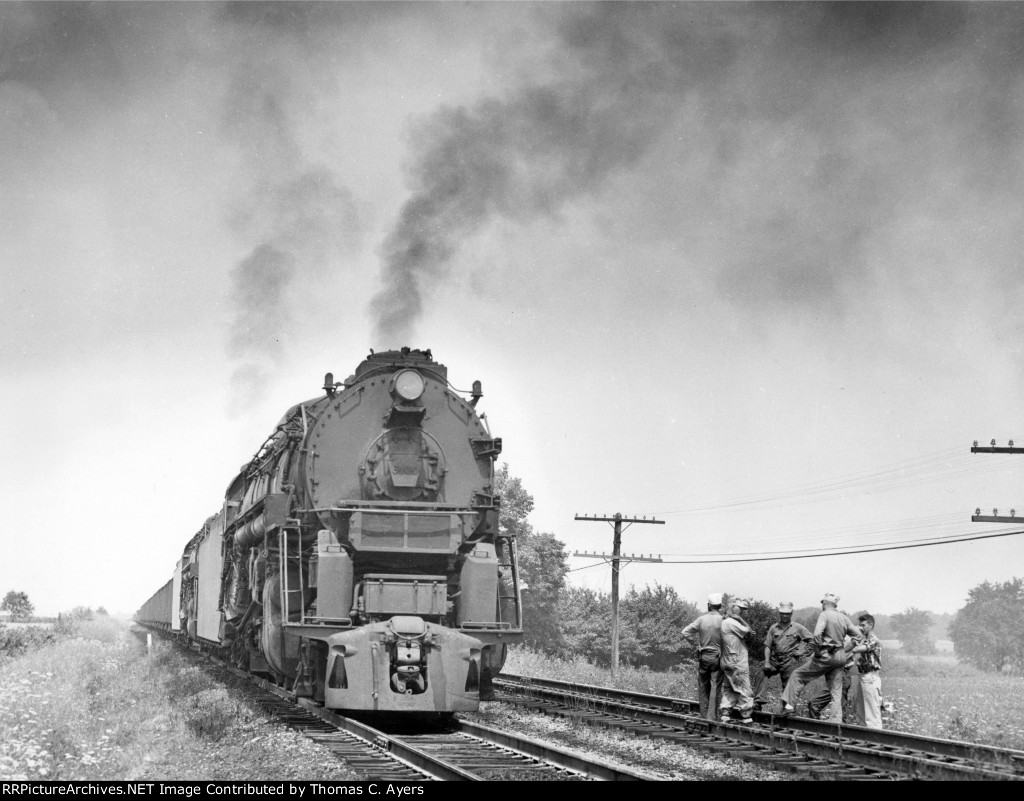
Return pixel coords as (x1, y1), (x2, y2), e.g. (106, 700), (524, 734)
(503, 647), (1024, 751)
(0, 617), (358, 780)
(7, 619), (1018, 780)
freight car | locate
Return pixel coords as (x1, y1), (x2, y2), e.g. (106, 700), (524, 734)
(137, 347), (523, 714)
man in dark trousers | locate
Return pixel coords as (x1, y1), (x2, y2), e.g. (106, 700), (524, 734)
(779, 593), (861, 721)
(682, 592), (725, 720)
(807, 637), (855, 721)
(753, 601), (813, 711)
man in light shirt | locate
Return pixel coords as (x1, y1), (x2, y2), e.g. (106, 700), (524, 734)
(849, 613), (883, 728)
(719, 597), (755, 724)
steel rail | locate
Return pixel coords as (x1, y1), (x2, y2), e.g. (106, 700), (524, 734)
(245, 665), (658, 779)
(452, 718), (654, 780)
(144, 628), (654, 780)
(227, 661), (481, 781)
(497, 673), (1024, 780)
(499, 673), (1024, 768)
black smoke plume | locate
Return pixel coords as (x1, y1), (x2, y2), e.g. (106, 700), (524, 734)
(371, 3), (1024, 341)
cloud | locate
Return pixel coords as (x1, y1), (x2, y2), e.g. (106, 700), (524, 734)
(370, 2), (1024, 341)
(213, 24), (368, 408)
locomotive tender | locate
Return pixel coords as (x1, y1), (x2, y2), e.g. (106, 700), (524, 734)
(137, 348), (523, 714)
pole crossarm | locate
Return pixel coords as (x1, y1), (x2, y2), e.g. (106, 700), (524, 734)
(970, 440), (1022, 523)
(575, 511), (664, 676)
(572, 551), (663, 563)
(574, 514), (665, 524)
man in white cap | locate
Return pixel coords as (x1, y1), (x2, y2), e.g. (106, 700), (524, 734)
(753, 601), (813, 711)
(682, 592), (725, 720)
(779, 593), (861, 721)
(719, 597), (755, 723)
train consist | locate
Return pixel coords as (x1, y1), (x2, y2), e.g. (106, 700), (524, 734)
(137, 347), (522, 714)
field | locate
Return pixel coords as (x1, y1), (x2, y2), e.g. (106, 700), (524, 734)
(503, 647), (1024, 751)
(0, 618), (357, 780)
(3, 621), (1022, 780)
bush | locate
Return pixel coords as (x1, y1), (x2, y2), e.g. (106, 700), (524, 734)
(53, 608), (96, 639)
(76, 616), (124, 644)
(164, 665), (212, 701)
(180, 688), (240, 741)
(0, 622), (57, 661)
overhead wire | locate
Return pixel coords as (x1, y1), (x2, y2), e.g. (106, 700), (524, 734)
(655, 527), (1024, 564)
(570, 442), (1024, 567)
(568, 526), (1024, 570)
(648, 446), (1020, 516)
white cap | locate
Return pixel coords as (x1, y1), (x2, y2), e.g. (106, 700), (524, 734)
(708, 592), (724, 606)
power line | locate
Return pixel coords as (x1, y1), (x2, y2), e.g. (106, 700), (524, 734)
(566, 526), (1024, 570)
(647, 446), (1021, 517)
(657, 528), (1024, 564)
(658, 525), (1015, 558)
(673, 512), (965, 553)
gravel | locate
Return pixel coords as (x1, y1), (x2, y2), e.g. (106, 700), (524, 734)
(462, 702), (792, 780)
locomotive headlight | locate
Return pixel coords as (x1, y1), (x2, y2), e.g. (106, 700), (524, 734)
(391, 369), (425, 401)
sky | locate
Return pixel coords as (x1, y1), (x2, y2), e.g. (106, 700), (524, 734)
(2, 2), (1024, 621)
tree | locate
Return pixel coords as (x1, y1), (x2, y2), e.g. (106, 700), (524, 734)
(948, 578), (1024, 672)
(890, 606), (934, 654)
(494, 463), (569, 653)
(793, 606), (820, 633)
(558, 585), (612, 665)
(618, 583), (700, 671)
(1, 590), (33, 620)
(731, 597), (778, 667)
(516, 530), (569, 652)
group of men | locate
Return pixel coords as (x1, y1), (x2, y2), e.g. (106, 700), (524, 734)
(681, 592), (882, 728)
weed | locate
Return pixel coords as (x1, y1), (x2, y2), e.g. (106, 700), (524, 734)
(164, 665), (211, 702)
(180, 689), (239, 741)
(0, 623), (57, 662)
(0, 621), (358, 780)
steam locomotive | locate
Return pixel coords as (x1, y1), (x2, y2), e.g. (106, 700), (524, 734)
(137, 348), (523, 714)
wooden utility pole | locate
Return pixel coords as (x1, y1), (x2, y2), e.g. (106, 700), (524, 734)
(574, 513), (664, 676)
(971, 439), (1023, 523)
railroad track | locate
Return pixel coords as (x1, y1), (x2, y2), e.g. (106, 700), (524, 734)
(496, 673), (1024, 781)
(247, 675), (657, 781)
(146, 628), (655, 781)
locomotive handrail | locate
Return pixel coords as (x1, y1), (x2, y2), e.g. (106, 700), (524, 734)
(317, 500), (488, 510)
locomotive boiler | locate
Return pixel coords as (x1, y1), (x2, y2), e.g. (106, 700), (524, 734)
(137, 348), (523, 714)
